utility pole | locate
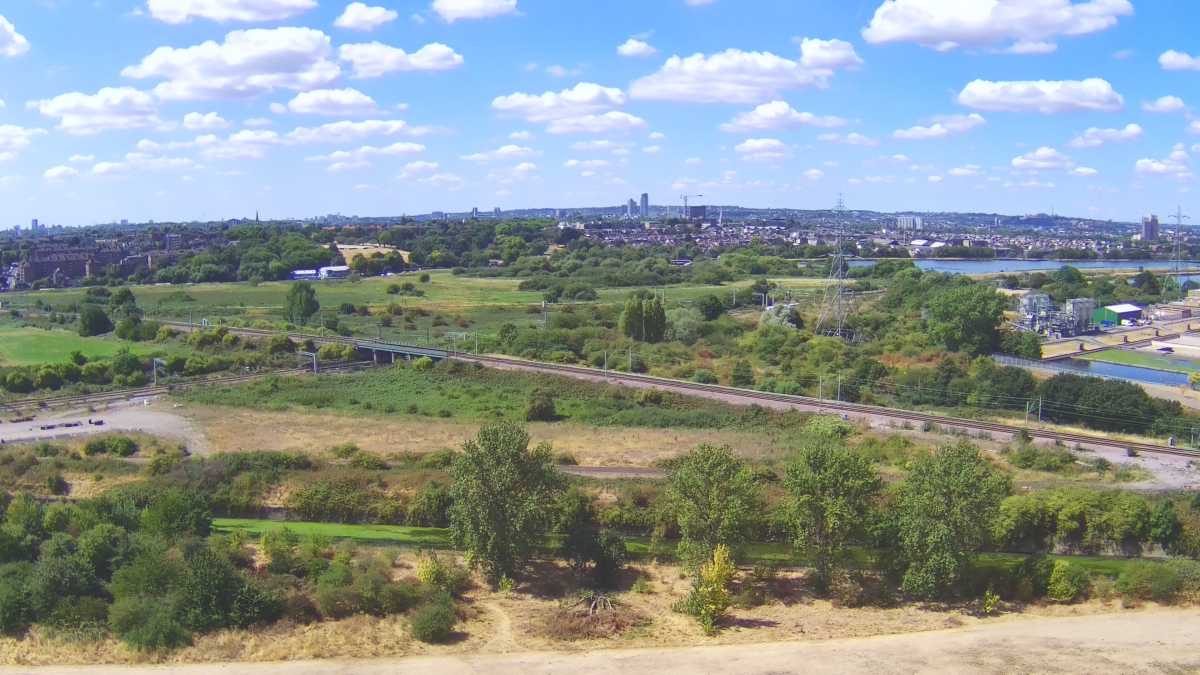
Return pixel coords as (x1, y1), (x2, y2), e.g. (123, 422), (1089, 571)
(1170, 206), (1191, 301)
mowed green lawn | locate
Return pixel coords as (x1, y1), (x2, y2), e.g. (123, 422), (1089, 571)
(1077, 348), (1200, 374)
(213, 517), (1150, 575)
(0, 324), (181, 367)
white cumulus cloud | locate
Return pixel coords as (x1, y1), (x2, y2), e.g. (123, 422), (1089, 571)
(462, 144), (537, 162)
(431, 0), (517, 23)
(146, 0), (317, 24)
(720, 101), (846, 133)
(492, 82), (625, 122)
(0, 15), (30, 57)
(334, 2), (399, 31)
(1160, 50), (1200, 71)
(182, 111), (230, 131)
(1142, 96), (1186, 114)
(617, 38), (657, 58)
(1135, 144), (1192, 180)
(339, 42), (464, 78)
(957, 78), (1123, 113)
(1068, 123), (1142, 149)
(31, 87), (162, 135)
(735, 138), (791, 162)
(286, 119), (424, 143)
(892, 113), (986, 140)
(546, 112), (646, 135)
(1011, 146), (1073, 171)
(44, 165), (79, 181)
(629, 46), (857, 104)
(862, 0), (1132, 54)
(286, 88), (377, 116)
(818, 132), (879, 147)
(122, 27), (340, 101)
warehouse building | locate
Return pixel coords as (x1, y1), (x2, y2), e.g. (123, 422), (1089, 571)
(1093, 303), (1143, 326)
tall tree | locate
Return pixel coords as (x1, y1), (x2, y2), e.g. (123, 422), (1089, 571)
(897, 442), (1010, 599)
(284, 282), (320, 325)
(665, 444), (761, 565)
(77, 305), (114, 337)
(925, 283), (1005, 356)
(619, 295), (645, 341)
(784, 440), (882, 591)
(449, 423), (564, 584)
(644, 297), (667, 343)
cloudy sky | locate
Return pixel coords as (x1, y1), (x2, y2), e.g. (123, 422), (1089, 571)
(0, 0), (1197, 226)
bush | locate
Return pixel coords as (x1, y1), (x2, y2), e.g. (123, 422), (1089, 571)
(108, 596), (192, 651)
(409, 592), (457, 644)
(1046, 560), (1089, 603)
(329, 443), (360, 460)
(1008, 445), (1075, 472)
(1117, 562), (1180, 602)
(407, 482), (452, 528)
(525, 390), (558, 422)
(691, 370), (718, 384)
(349, 452), (389, 471)
(415, 552), (471, 597)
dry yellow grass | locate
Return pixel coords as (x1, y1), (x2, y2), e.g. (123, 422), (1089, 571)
(181, 404), (780, 466)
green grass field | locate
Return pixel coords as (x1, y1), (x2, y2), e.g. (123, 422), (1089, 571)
(179, 361), (808, 433)
(1077, 348), (1200, 374)
(213, 517), (1149, 575)
(3, 271), (830, 338)
(0, 323), (182, 367)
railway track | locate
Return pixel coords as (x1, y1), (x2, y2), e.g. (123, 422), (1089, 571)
(65, 321), (1200, 462)
(457, 354), (1200, 461)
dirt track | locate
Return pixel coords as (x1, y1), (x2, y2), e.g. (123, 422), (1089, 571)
(11, 609), (1198, 675)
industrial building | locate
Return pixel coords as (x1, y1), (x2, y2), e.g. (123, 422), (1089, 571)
(1093, 303), (1143, 327)
(1017, 294), (1094, 337)
(319, 265), (351, 280)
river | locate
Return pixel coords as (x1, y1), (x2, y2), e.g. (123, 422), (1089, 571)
(851, 259), (1200, 275)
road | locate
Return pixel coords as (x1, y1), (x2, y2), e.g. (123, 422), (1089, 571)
(9, 609), (1198, 674)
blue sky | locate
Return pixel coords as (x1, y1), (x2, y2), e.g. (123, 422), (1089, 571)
(0, 0), (1197, 227)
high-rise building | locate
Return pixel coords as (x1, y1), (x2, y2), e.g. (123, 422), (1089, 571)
(471, 207), (479, 219)
(896, 216), (923, 231)
(640, 193), (649, 219)
(627, 198), (637, 218)
(30, 218), (38, 231)
(1142, 215), (1160, 241)
(688, 205), (708, 220)
(493, 207), (501, 218)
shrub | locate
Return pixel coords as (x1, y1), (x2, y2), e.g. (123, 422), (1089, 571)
(108, 596), (192, 651)
(329, 443), (360, 460)
(678, 545), (734, 635)
(525, 390), (558, 422)
(409, 592), (457, 644)
(691, 370), (718, 384)
(804, 415), (855, 440)
(415, 552), (471, 597)
(407, 482), (452, 528)
(349, 452), (389, 471)
(106, 436), (139, 457)
(1046, 560), (1089, 603)
(1117, 562), (1180, 602)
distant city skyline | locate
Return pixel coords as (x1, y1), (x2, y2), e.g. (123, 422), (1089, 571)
(0, 1), (1197, 225)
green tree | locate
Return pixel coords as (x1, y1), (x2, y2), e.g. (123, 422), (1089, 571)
(619, 296), (645, 341)
(77, 305), (113, 337)
(897, 442), (1010, 599)
(1150, 501), (1182, 551)
(926, 283), (1005, 356)
(665, 444), (761, 565)
(449, 423), (564, 584)
(644, 297), (667, 343)
(698, 294), (725, 321)
(784, 440), (882, 591)
(284, 281), (320, 325)
(730, 359), (755, 388)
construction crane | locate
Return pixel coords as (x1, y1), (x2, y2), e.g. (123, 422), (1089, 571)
(680, 194), (703, 218)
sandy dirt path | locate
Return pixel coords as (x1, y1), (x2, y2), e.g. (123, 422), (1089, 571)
(10, 609), (1198, 675)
